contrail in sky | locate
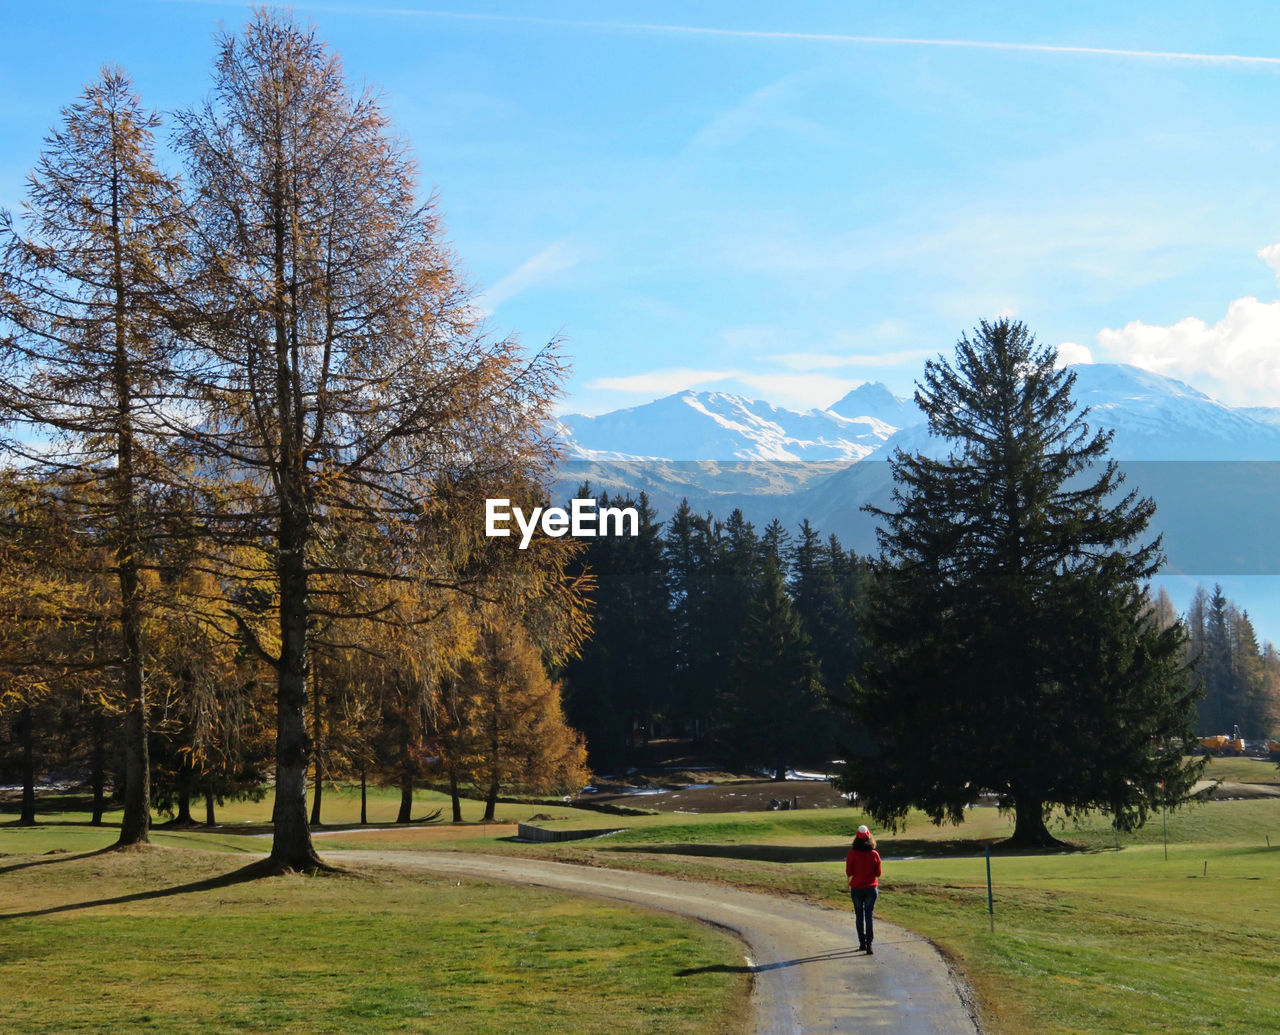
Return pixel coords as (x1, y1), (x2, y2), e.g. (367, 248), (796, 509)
(174, 2), (1280, 68)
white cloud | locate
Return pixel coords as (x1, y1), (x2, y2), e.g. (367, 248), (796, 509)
(1055, 341), (1094, 367)
(588, 368), (740, 396)
(1258, 243), (1280, 285)
(1097, 296), (1280, 405)
(585, 366), (867, 411)
(775, 348), (935, 371)
(736, 373), (866, 410)
(472, 239), (584, 316)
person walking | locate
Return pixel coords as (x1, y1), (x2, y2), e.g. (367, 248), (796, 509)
(846, 825), (882, 954)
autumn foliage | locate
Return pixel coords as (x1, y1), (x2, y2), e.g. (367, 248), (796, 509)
(0, 11), (589, 866)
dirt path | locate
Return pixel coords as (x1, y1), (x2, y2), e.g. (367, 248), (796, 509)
(332, 850), (979, 1033)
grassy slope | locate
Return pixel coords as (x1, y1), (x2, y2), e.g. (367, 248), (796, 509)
(526, 790), (1280, 1034)
(0, 839), (748, 1033)
(4, 757), (1278, 1033)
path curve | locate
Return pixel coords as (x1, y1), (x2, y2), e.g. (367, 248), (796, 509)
(331, 850), (979, 1033)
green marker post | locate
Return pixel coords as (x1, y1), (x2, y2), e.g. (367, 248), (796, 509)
(985, 843), (994, 932)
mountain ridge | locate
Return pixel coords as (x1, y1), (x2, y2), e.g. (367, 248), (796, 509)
(559, 364), (1280, 463)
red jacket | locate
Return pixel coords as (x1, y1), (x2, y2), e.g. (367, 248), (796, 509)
(846, 844), (881, 888)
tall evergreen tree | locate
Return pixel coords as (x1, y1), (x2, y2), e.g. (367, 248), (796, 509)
(1200, 587), (1236, 734)
(561, 490), (667, 767)
(1228, 606), (1267, 738)
(786, 521), (847, 759)
(1191, 586), (1274, 739)
(760, 518), (791, 565)
(842, 319), (1201, 845)
(719, 557), (824, 779)
(665, 500), (721, 740)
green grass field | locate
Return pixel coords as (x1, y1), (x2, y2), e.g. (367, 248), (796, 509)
(3, 756), (1278, 1033)
(526, 765), (1280, 1034)
(0, 844), (748, 1033)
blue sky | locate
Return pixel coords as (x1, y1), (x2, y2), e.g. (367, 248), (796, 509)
(7, 1), (1280, 640)
(8, 2), (1280, 417)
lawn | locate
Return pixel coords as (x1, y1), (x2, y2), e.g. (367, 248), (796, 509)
(0, 844), (749, 1033)
(519, 790), (1280, 1033)
(4, 756), (1278, 1033)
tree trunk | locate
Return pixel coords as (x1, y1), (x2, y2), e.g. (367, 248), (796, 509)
(309, 675), (324, 826)
(116, 698), (150, 845)
(114, 517), (151, 845)
(398, 772), (413, 823)
(111, 149), (150, 850)
(269, 539), (322, 870)
(204, 790), (216, 827)
(449, 769), (463, 823)
(484, 701), (500, 822)
(265, 171), (323, 871)
(483, 771), (498, 823)
(18, 705), (36, 826)
(90, 710), (106, 826)
(397, 720), (414, 823)
(310, 766), (324, 826)
(174, 763), (193, 826)
(1009, 796), (1061, 848)
(360, 768), (367, 825)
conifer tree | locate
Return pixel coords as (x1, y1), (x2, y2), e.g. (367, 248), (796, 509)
(1190, 585), (1275, 740)
(787, 525), (868, 759)
(760, 518), (791, 565)
(720, 557), (824, 779)
(0, 70), (186, 845)
(843, 319), (1201, 845)
(451, 618), (590, 820)
(561, 489), (667, 766)
(174, 12), (563, 869)
(665, 500), (720, 740)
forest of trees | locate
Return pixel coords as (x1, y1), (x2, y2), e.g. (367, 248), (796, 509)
(558, 489), (1280, 785)
(559, 494), (870, 774)
(1183, 584), (1280, 740)
(0, 12), (589, 868)
(3, 15), (1279, 864)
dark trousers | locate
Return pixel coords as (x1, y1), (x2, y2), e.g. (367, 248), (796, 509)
(850, 886), (878, 947)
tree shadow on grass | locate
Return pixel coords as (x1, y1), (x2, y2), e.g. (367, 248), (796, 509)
(0, 794), (117, 815)
(0, 856), (346, 919)
(0, 844), (123, 876)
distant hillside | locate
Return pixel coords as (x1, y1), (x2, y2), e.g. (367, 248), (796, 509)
(554, 364), (1280, 575)
(556, 389), (903, 461)
(560, 365), (1280, 463)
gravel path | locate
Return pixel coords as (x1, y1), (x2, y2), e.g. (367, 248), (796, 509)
(331, 850), (980, 1034)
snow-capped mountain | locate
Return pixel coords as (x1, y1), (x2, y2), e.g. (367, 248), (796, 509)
(868, 364), (1280, 462)
(553, 365), (1280, 576)
(557, 390), (899, 461)
(559, 365), (1280, 464)
(828, 380), (920, 428)
(1062, 364), (1280, 460)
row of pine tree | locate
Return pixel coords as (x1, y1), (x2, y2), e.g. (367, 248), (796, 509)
(560, 495), (870, 773)
(1183, 585), (1280, 740)
(561, 513), (1280, 780)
